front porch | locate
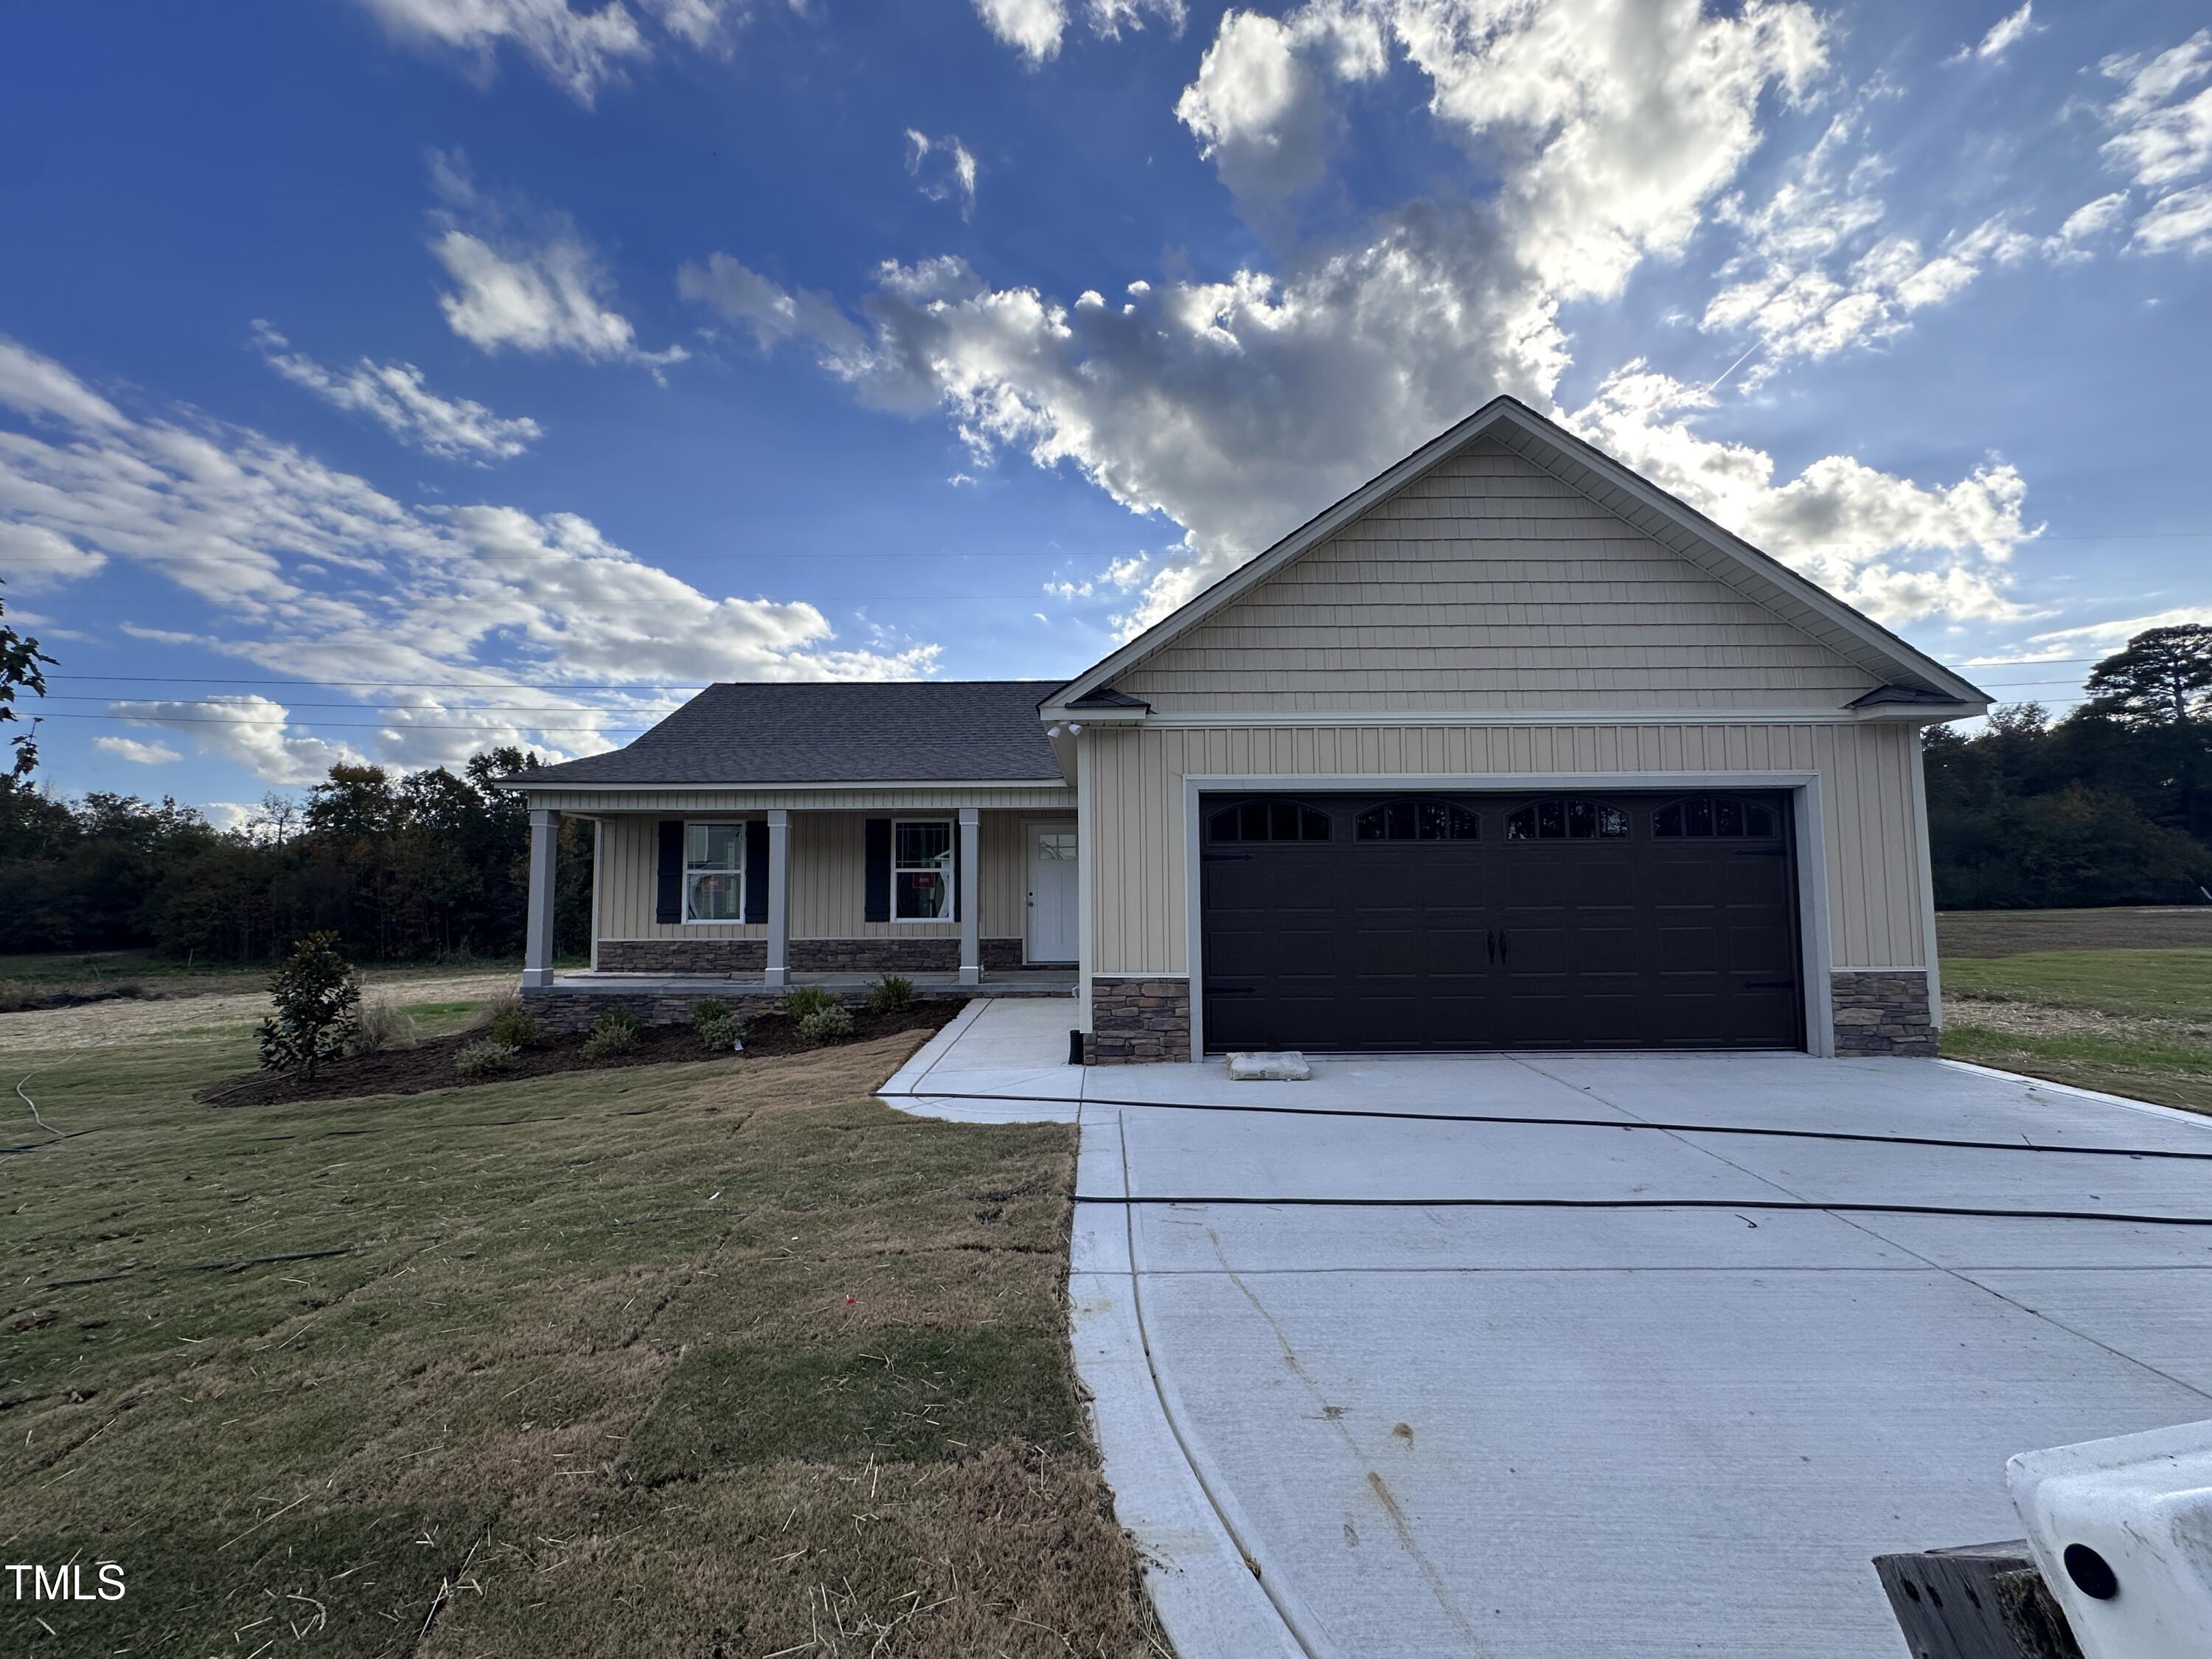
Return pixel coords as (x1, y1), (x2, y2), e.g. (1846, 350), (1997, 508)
(512, 791), (1079, 1015)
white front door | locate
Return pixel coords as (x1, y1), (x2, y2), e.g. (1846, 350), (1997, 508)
(1026, 823), (1079, 964)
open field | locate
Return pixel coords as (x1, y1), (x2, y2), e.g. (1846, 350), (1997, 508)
(1939, 909), (2212, 1115)
(2, 999), (1159, 1656)
(0, 966), (526, 1051)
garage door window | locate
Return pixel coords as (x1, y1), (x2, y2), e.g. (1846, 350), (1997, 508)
(1354, 799), (1480, 841)
(1654, 796), (1778, 838)
(1505, 799), (1630, 841)
(1208, 801), (1333, 843)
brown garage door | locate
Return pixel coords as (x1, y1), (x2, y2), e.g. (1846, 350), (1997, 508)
(1198, 790), (1803, 1054)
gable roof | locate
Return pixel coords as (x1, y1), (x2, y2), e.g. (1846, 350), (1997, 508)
(507, 681), (1066, 787)
(1046, 396), (1992, 714)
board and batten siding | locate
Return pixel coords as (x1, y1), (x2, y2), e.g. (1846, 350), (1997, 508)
(594, 810), (1068, 943)
(1116, 439), (1882, 713)
(1085, 720), (1928, 976)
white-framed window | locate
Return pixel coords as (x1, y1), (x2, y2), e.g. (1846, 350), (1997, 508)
(684, 821), (745, 922)
(893, 819), (955, 921)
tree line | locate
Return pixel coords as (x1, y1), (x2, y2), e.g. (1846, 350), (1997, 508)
(1, 573), (2208, 953)
(0, 751), (594, 961)
(1924, 624), (2212, 908)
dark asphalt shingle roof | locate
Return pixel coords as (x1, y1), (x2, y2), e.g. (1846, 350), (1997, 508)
(511, 681), (1069, 786)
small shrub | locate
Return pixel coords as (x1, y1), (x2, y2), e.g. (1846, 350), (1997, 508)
(465, 990), (521, 1032)
(453, 1038), (519, 1079)
(796, 1003), (855, 1046)
(782, 984), (837, 1022)
(487, 1006), (542, 1049)
(349, 1001), (419, 1055)
(257, 932), (361, 1079)
(582, 1005), (642, 1060)
(866, 975), (915, 1015)
(0, 983), (40, 1014)
(692, 999), (745, 1052)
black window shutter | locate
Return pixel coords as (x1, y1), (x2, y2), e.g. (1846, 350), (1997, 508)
(863, 818), (891, 922)
(655, 819), (684, 923)
(743, 819), (769, 923)
(953, 821), (963, 923)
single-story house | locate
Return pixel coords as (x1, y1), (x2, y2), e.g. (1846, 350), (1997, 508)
(505, 396), (1989, 1062)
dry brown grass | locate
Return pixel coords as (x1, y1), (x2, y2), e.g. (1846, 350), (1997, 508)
(3, 1021), (1165, 1657)
(1937, 906), (2212, 958)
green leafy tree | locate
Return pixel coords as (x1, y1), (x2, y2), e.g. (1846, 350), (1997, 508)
(0, 575), (55, 783)
(256, 931), (362, 1079)
(2082, 625), (2212, 837)
(2084, 624), (2212, 726)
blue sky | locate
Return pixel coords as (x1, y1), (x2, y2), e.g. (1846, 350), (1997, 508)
(2, 0), (2208, 821)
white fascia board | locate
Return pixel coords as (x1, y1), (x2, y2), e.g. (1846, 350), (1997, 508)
(1038, 705), (1149, 725)
(1051, 395), (1992, 713)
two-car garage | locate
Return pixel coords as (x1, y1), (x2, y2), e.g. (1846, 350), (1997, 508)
(1198, 790), (1804, 1054)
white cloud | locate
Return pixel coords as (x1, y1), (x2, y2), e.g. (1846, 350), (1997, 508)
(353, 0), (766, 103)
(0, 521), (106, 588)
(1698, 90), (2037, 372)
(2132, 181), (2212, 254)
(253, 323), (543, 462)
(92, 734), (184, 766)
(684, 0), (2040, 641)
(0, 336), (938, 784)
(1568, 365), (2037, 625)
(1948, 3), (2037, 66)
(971, 0), (1180, 63)
(904, 131), (980, 218)
(109, 697), (367, 787)
(1175, 8), (1352, 196)
(428, 153), (687, 371)
(203, 801), (257, 832)
(2093, 31), (2212, 255)
(2042, 190), (2130, 260)
(2020, 605), (2212, 657)
(355, 0), (650, 105)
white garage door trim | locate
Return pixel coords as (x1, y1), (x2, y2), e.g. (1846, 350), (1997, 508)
(1180, 771), (1834, 1063)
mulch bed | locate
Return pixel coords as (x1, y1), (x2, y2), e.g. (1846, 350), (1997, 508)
(198, 1002), (958, 1107)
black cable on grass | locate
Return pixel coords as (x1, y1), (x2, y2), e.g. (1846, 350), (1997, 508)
(886, 1088), (2212, 1164)
(1072, 1194), (2212, 1226)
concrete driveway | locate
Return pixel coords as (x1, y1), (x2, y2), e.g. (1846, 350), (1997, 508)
(883, 1001), (2212, 1658)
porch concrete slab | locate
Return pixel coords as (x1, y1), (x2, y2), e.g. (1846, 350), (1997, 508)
(877, 997), (1082, 1122)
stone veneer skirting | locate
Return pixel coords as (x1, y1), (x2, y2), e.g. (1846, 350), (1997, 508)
(1830, 969), (1938, 1057)
(521, 989), (788, 1035)
(595, 937), (1023, 975)
(1086, 975), (1192, 1065)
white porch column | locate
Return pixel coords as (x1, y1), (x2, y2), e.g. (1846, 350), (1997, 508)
(957, 807), (981, 987)
(765, 808), (791, 989)
(522, 807), (560, 988)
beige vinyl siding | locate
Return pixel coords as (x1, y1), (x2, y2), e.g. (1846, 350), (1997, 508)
(1085, 720), (1927, 976)
(594, 810), (1070, 942)
(1118, 439), (1879, 713)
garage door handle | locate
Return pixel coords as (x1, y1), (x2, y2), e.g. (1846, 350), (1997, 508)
(1485, 929), (1496, 964)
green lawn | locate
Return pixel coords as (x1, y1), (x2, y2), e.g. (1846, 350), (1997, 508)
(3, 1004), (1158, 1656)
(1941, 943), (2212, 1116)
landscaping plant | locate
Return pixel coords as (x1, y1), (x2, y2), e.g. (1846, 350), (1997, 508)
(254, 931), (361, 1080)
(782, 984), (837, 1022)
(453, 1037), (520, 1079)
(692, 998), (745, 1052)
(486, 1004), (542, 1049)
(867, 973), (915, 1015)
(797, 1002), (856, 1046)
(348, 1001), (417, 1055)
(582, 1004), (641, 1059)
